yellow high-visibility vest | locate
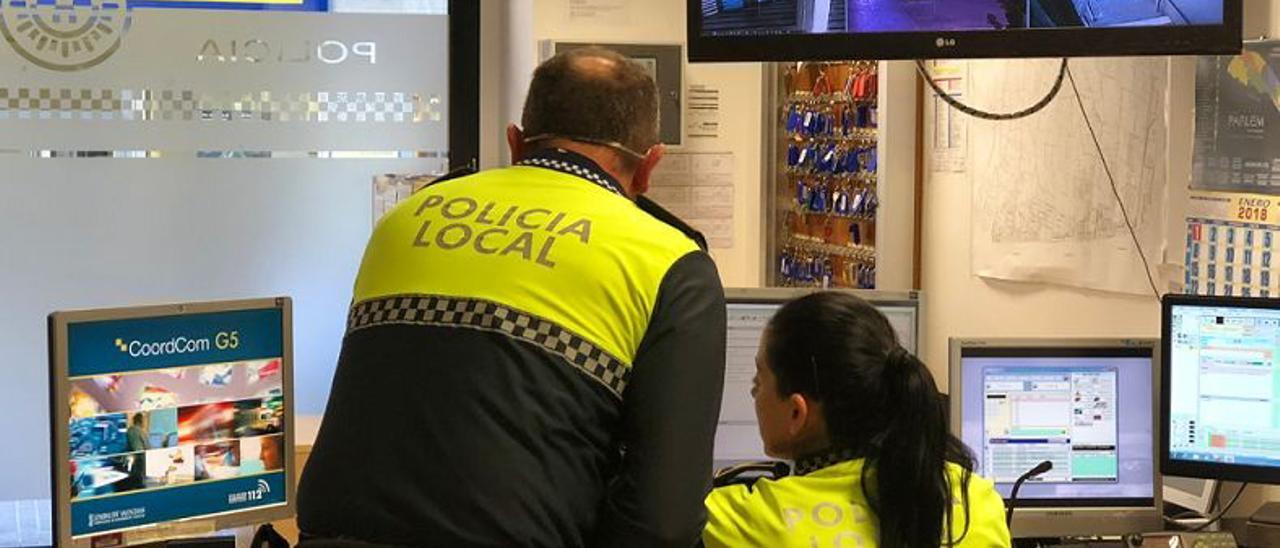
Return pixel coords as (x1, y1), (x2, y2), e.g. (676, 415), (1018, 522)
(705, 459), (1012, 547)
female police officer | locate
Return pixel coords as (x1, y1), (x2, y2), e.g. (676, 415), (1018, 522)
(703, 292), (1010, 547)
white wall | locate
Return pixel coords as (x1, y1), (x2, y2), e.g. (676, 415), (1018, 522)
(919, 56), (1190, 381)
(505, 0), (766, 288)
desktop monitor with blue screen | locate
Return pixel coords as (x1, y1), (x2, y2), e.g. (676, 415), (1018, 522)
(715, 288), (919, 467)
(950, 338), (1161, 537)
(1162, 294), (1280, 485)
(49, 298), (294, 547)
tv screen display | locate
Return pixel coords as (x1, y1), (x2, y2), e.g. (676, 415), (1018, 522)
(689, 0), (1241, 61)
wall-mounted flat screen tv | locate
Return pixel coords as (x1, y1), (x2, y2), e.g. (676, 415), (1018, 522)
(689, 0), (1242, 62)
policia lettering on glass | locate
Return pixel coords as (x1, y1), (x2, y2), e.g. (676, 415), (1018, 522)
(411, 195), (593, 269)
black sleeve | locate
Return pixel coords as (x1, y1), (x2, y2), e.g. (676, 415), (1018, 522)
(593, 251), (727, 547)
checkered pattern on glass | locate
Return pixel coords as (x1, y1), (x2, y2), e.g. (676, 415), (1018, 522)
(347, 294), (631, 397)
(0, 88), (432, 123)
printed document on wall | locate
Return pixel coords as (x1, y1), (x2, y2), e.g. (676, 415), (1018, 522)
(970, 57), (1170, 295)
(648, 152), (735, 248)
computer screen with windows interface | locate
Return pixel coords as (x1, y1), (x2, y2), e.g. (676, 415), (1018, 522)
(955, 344), (1155, 506)
(1167, 303), (1280, 470)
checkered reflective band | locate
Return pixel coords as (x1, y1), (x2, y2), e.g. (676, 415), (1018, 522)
(347, 294), (630, 397)
(794, 448), (861, 476)
(517, 155), (625, 197)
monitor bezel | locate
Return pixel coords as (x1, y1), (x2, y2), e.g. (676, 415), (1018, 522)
(948, 337), (1162, 537)
(1161, 293), (1280, 485)
(724, 287), (920, 353)
(687, 0), (1243, 62)
(716, 288), (921, 467)
(49, 297), (295, 548)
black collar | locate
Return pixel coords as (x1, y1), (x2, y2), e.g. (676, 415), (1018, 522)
(793, 447), (861, 476)
(516, 148), (627, 197)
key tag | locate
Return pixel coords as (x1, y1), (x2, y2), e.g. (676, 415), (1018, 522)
(865, 191), (879, 216)
(815, 109), (828, 136)
(810, 183), (828, 212)
(850, 222), (862, 245)
(850, 187), (866, 216)
(806, 143), (820, 171)
(796, 179), (810, 207)
(845, 148), (861, 173)
(820, 143), (838, 173)
(786, 104), (802, 134)
(813, 70), (832, 99)
(787, 143), (802, 168)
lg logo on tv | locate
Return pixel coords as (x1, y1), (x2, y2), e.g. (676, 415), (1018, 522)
(935, 37), (957, 48)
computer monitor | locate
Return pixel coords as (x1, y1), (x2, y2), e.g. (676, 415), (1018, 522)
(1162, 294), (1280, 485)
(49, 298), (294, 547)
(950, 338), (1161, 537)
(1163, 476), (1219, 517)
(715, 288), (919, 466)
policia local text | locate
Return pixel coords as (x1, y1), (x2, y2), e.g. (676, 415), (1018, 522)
(411, 195), (593, 269)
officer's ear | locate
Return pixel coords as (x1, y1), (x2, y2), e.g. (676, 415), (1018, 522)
(786, 393), (811, 436)
(630, 144), (665, 197)
(507, 124), (526, 163)
(787, 393), (826, 443)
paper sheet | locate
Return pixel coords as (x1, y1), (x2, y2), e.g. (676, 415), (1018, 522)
(969, 57), (1170, 295)
(687, 84), (722, 139)
(649, 152), (735, 248)
(567, 0), (629, 25)
(928, 60), (968, 174)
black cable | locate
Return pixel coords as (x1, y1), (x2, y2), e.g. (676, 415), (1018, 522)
(915, 58), (1068, 121)
(1063, 61), (1162, 300)
(1190, 482), (1248, 532)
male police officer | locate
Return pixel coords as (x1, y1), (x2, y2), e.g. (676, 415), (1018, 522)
(297, 48), (727, 547)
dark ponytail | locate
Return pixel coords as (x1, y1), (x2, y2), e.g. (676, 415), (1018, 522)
(765, 292), (975, 547)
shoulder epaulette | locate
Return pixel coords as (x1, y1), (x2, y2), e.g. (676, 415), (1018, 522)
(637, 195), (709, 252)
(420, 165), (479, 189)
